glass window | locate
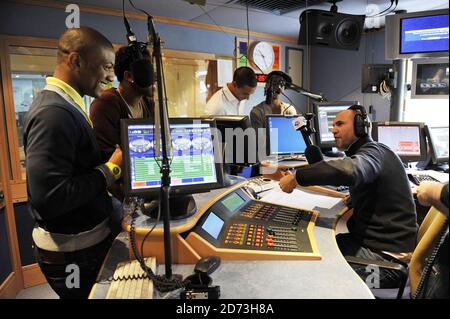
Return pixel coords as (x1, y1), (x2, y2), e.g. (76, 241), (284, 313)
(5, 43), (229, 184)
(9, 46), (57, 180)
(163, 56), (210, 117)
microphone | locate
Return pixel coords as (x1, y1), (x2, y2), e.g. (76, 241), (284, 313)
(305, 145), (324, 164)
(286, 83), (326, 102)
(123, 7), (153, 88)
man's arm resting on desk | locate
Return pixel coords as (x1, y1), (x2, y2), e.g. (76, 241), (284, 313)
(417, 182), (449, 216)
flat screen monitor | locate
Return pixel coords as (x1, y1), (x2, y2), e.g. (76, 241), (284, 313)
(313, 101), (357, 149)
(266, 115), (307, 156)
(411, 59), (449, 99)
(400, 13), (449, 54)
(203, 115), (256, 166)
(425, 126), (449, 164)
(121, 118), (223, 197)
(372, 122), (427, 163)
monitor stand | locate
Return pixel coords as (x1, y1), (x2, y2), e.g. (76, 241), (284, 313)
(142, 194), (197, 220)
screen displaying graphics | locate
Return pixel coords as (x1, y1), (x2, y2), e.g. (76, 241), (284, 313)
(412, 61), (449, 98)
(378, 126), (421, 155)
(427, 126), (449, 163)
(316, 105), (350, 146)
(122, 119), (223, 196)
(400, 14), (449, 54)
(201, 212), (224, 240)
(266, 115), (307, 155)
(372, 122), (427, 163)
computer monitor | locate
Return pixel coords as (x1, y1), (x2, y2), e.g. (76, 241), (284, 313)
(313, 101), (357, 149)
(400, 12), (449, 55)
(385, 9), (449, 60)
(266, 115), (307, 157)
(425, 126), (449, 164)
(411, 59), (449, 99)
(204, 115), (256, 166)
(121, 117), (224, 199)
(372, 122), (427, 163)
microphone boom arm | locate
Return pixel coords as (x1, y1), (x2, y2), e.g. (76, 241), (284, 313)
(287, 83), (326, 102)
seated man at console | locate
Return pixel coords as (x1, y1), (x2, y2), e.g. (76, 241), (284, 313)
(274, 105), (418, 288)
(249, 71), (297, 130)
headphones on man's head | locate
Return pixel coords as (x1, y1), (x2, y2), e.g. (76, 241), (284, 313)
(348, 104), (370, 137)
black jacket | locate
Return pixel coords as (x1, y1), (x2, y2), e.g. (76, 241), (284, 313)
(23, 90), (112, 234)
(295, 136), (418, 253)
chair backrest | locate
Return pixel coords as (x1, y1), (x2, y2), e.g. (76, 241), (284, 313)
(409, 206), (448, 296)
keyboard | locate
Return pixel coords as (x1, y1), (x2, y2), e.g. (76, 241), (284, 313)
(407, 174), (440, 186)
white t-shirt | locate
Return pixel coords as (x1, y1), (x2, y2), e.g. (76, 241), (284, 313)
(204, 84), (247, 115)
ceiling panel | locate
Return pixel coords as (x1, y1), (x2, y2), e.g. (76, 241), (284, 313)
(62, 0), (449, 39)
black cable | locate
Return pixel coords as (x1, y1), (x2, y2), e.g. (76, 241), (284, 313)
(246, 0), (250, 67)
(366, 0), (394, 18)
(129, 198), (185, 292)
(140, 200), (161, 261)
(196, 4), (235, 44)
(280, 91), (298, 115)
(413, 219), (449, 299)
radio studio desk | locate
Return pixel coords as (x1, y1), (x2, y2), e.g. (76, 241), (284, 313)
(89, 175), (376, 299)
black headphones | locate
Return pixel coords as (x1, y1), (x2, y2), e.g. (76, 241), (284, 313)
(348, 104), (370, 137)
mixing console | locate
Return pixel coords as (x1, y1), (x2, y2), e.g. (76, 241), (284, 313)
(189, 188), (319, 256)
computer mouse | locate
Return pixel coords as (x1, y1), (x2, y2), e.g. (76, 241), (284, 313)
(194, 256), (221, 275)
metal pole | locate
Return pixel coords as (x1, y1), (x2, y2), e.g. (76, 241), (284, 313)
(389, 59), (407, 121)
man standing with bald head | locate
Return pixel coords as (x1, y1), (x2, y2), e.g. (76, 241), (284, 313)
(24, 27), (122, 299)
(276, 105), (417, 289)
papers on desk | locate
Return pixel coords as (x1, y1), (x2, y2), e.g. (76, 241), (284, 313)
(259, 185), (343, 210)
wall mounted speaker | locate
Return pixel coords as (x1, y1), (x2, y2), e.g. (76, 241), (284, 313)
(298, 9), (365, 51)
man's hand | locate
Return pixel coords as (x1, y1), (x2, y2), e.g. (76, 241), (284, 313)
(416, 181), (444, 207)
(343, 194), (352, 207)
(109, 144), (122, 167)
(263, 168), (287, 181)
(279, 171), (298, 193)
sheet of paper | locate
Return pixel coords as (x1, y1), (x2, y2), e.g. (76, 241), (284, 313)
(259, 185), (343, 210)
(217, 59), (233, 87)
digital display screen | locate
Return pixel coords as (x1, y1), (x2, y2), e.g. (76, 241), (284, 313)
(201, 212), (224, 240)
(377, 126), (421, 156)
(429, 127), (449, 160)
(317, 105), (350, 144)
(414, 62), (449, 97)
(127, 123), (218, 190)
(221, 193), (245, 212)
(400, 14), (449, 54)
(267, 116), (307, 155)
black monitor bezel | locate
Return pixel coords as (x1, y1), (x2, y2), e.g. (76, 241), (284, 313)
(411, 59), (449, 99)
(372, 121), (428, 163)
(424, 125), (449, 164)
(313, 101), (358, 149)
(202, 115), (255, 166)
(121, 117), (224, 198)
(399, 13), (449, 55)
(265, 114), (307, 156)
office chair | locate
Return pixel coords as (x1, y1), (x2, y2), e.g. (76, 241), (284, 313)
(345, 207), (448, 299)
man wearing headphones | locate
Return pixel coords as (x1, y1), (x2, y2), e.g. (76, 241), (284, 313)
(277, 105), (418, 288)
(249, 71), (297, 130)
